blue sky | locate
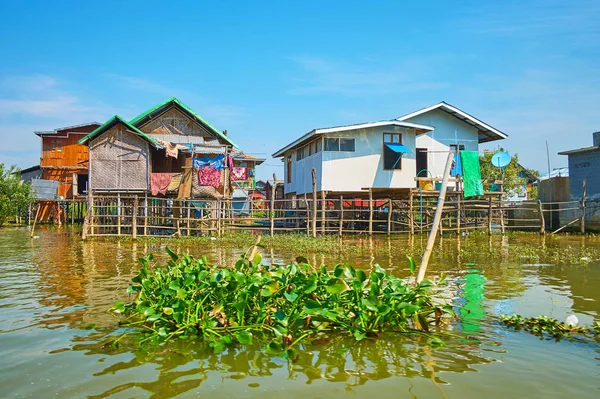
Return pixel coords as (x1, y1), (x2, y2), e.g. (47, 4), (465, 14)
(1, 0), (599, 180)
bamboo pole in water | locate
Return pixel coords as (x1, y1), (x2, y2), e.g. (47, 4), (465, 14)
(387, 199), (392, 235)
(538, 200), (545, 234)
(30, 203), (40, 238)
(416, 151), (454, 284)
(487, 196), (493, 235)
(132, 195), (138, 239)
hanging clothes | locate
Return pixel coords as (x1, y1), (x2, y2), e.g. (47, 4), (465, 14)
(198, 166), (221, 187)
(193, 154), (224, 171)
(227, 155), (234, 170)
(231, 167), (248, 181)
(151, 173), (175, 196)
(460, 151), (484, 198)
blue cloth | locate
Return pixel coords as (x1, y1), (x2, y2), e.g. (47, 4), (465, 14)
(385, 143), (411, 153)
(193, 154), (224, 171)
(451, 152), (463, 176)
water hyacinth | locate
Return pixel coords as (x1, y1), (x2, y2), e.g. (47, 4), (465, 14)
(111, 247), (452, 353)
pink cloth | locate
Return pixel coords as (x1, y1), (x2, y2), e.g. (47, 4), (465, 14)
(198, 166), (221, 187)
(231, 167), (248, 181)
(228, 155), (234, 170)
(151, 173), (175, 196)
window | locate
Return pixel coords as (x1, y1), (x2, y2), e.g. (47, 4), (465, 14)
(296, 147), (304, 161)
(308, 142), (314, 156)
(383, 133), (402, 170)
(325, 137), (355, 152)
(325, 138), (339, 151)
(340, 138), (355, 152)
(51, 139), (63, 152)
(315, 138), (322, 153)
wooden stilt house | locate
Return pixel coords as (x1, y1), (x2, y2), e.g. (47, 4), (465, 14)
(79, 97), (238, 199)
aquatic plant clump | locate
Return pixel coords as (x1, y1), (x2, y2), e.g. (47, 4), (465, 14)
(111, 248), (452, 352)
(500, 314), (600, 340)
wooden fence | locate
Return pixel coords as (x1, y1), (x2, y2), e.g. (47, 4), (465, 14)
(80, 193), (547, 238)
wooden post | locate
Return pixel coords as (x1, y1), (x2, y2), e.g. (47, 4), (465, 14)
(28, 202), (32, 225)
(304, 193), (309, 236)
(270, 176), (277, 237)
(581, 179), (587, 234)
(338, 195), (344, 236)
(416, 151), (454, 283)
(387, 199), (392, 235)
(499, 195), (505, 234)
(117, 193), (122, 236)
(409, 190), (414, 235)
(132, 195), (138, 239)
(143, 194), (148, 236)
(30, 204), (40, 238)
(217, 200), (222, 237)
(538, 200), (545, 234)
(320, 190), (326, 233)
(311, 168), (317, 238)
(487, 196), (493, 235)
(186, 200), (191, 236)
(368, 189), (373, 236)
(89, 193), (94, 237)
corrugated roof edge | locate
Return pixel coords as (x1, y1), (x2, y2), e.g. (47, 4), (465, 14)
(78, 115), (161, 147)
(128, 97), (237, 148)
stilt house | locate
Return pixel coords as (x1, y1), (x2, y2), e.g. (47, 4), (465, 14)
(79, 97), (241, 199)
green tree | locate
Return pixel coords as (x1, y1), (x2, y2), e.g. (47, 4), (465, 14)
(479, 149), (527, 198)
(0, 163), (34, 227)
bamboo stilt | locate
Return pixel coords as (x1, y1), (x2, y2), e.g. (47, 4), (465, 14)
(368, 189), (373, 236)
(311, 168), (317, 238)
(387, 199), (392, 235)
(581, 179), (586, 234)
(339, 195), (343, 236)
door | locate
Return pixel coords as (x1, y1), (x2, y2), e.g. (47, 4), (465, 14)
(416, 148), (428, 180)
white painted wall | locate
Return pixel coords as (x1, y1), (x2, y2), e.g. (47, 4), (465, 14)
(283, 125), (417, 195)
(408, 109), (479, 178)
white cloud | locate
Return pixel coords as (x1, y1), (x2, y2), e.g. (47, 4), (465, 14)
(287, 55), (448, 95)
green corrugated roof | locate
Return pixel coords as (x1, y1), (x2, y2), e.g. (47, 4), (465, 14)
(128, 97), (237, 147)
(78, 115), (161, 147)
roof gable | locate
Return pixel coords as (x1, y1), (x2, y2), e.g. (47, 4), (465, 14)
(396, 101), (507, 143)
(78, 116), (161, 147)
(129, 97), (237, 147)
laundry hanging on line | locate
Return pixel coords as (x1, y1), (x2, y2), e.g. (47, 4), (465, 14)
(459, 151), (484, 198)
(231, 167), (248, 181)
(198, 166), (221, 188)
(193, 154), (225, 170)
(151, 173), (176, 196)
(158, 140), (187, 159)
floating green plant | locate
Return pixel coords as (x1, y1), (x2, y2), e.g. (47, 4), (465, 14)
(111, 247), (452, 353)
(500, 314), (600, 340)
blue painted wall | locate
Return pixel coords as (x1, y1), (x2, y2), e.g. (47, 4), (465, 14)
(567, 150), (600, 199)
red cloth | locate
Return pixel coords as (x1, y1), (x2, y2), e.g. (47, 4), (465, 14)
(198, 166), (221, 187)
(231, 167), (248, 181)
(151, 173), (175, 196)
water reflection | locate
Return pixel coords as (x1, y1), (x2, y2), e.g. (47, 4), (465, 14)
(0, 226), (599, 398)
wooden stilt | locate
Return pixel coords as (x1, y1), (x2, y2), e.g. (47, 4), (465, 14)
(538, 200), (545, 234)
(409, 190), (414, 235)
(387, 198), (392, 235)
(368, 189), (373, 236)
(117, 193), (121, 235)
(320, 190), (326, 234)
(581, 179), (586, 234)
(339, 195), (344, 236)
(132, 195), (138, 239)
(487, 196), (493, 235)
(311, 168), (317, 238)
(499, 195), (505, 234)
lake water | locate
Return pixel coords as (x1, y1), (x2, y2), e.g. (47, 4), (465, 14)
(0, 227), (598, 398)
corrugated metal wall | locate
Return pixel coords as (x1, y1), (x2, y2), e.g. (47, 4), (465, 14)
(89, 125), (150, 191)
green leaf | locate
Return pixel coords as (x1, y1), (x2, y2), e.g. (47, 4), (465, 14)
(157, 327), (168, 337)
(355, 270), (367, 283)
(333, 265), (344, 277)
(176, 289), (187, 299)
(352, 329), (366, 341)
(303, 282), (317, 294)
(275, 309), (286, 321)
(113, 301), (125, 313)
(303, 300), (323, 315)
(126, 285), (138, 294)
(261, 282), (279, 297)
(168, 280), (181, 291)
(162, 307), (174, 315)
(165, 246), (178, 261)
(235, 331), (253, 345)
(212, 340), (226, 354)
(326, 278), (349, 295)
(265, 340), (283, 354)
(253, 252), (262, 266)
(284, 291), (298, 303)
(406, 255), (416, 274)
(361, 297), (380, 312)
(183, 275), (195, 286)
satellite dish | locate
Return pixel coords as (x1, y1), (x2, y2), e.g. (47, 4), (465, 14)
(491, 151), (511, 168)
